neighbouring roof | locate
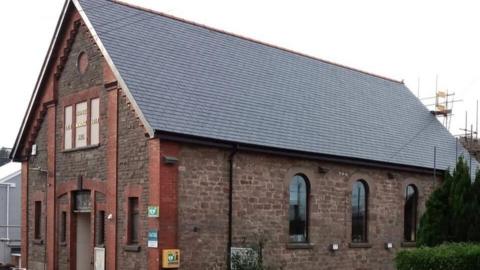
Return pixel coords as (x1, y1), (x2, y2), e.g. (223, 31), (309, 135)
(12, 0), (479, 174)
(0, 162), (21, 183)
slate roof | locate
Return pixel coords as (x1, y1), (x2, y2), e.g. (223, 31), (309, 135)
(0, 162), (20, 183)
(77, 0), (479, 173)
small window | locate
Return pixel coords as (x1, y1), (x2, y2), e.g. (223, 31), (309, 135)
(288, 174), (309, 242)
(352, 180), (368, 243)
(60, 211), (67, 243)
(64, 106), (73, 149)
(128, 198), (139, 244)
(75, 101), (88, 148)
(97, 210), (105, 246)
(64, 98), (100, 150)
(404, 184), (418, 242)
(90, 98), (100, 145)
(34, 201), (42, 240)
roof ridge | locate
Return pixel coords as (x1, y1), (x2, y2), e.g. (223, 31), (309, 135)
(109, 0), (404, 85)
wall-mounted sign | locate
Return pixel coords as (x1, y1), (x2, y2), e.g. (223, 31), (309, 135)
(147, 206), (159, 217)
(75, 102), (88, 147)
(94, 247), (105, 270)
(147, 230), (158, 248)
(162, 249), (180, 268)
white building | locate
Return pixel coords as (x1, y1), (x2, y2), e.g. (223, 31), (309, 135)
(0, 162), (21, 267)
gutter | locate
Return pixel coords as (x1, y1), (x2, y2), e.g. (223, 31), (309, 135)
(157, 131), (445, 176)
(227, 144), (238, 270)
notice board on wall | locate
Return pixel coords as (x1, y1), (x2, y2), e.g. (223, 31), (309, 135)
(94, 247), (105, 270)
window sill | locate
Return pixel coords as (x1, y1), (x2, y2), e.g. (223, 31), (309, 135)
(286, 242), (314, 250)
(348, 242), (372, 249)
(124, 244), (141, 252)
(60, 242), (67, 247)
(33, 239), (44, 245)
(62, 144), (100, 153)
(401, 242), (416, 248)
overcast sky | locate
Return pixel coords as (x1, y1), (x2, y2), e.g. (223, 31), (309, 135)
(1, 0), (479, 148)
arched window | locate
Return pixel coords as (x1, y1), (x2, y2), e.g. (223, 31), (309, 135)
(352, 180), (368, 243)
(404, 184), (418, 242)
(289, 174), (309, 242)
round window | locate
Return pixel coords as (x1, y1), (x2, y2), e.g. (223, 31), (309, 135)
(77, 51), (89, 74)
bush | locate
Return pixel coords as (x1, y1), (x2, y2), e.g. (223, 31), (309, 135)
(466, 170), (480, 241)
(416, 171), (453, 246)
(231, 247), (263, 270)
(395, 243), (480, 270)
(417, 156), (480, 246)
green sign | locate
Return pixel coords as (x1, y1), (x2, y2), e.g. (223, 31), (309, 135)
(148, 206), (159, 217)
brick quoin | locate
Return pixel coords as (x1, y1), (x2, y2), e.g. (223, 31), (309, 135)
(148, 139), (161, 270)
(159, 140), (180, 264)
(46, 103), (57, 270)
(68, 191), (76, 270)
(21, 161), (29, 268)
(106, 83), (118, 270)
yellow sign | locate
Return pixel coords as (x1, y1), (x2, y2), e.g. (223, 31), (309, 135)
(162, 249), (180, 268)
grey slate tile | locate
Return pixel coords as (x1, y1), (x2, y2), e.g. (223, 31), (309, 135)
(79, 0), (479, 174)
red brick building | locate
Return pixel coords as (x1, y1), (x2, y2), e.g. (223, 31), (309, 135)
(11, 0), (478, 269)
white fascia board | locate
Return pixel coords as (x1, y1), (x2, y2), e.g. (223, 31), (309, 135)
(11, 0), (72, 161)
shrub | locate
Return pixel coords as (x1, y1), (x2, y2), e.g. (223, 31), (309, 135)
(450, 157), (473, 242)
(395, 243), (480, 270)
(417, 156), (480, 246)
(231, 239), (265, 270)
(467, 170), (480, 241)
(416, 171), (453, 246)
(231, 247), (263, 270)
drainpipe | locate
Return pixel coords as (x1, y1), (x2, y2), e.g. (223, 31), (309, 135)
(227, 145), (238, 270)
(6, 184), (10, 240)
(433, 146), (437, 187)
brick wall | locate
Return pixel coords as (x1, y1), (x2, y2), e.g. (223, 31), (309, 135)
(53, 21), (107, 270)
(21, 6), (440, 270)
(116, 93), (149, 269)
(55, 23), (107, 185)
(177, 144), (437, 270)
(57, 194), (69, 269)
(25, 13), (152, 269)
(28, 119), (48, 270)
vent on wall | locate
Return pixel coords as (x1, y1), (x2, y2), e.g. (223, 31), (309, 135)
(31, 144), (37, 156)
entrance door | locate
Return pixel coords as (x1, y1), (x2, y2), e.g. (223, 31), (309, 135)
(76, 213), (92, 270)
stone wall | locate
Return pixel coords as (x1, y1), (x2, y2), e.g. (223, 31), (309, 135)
(178, 144), (437, 270)
(178, 146), (230, 269)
